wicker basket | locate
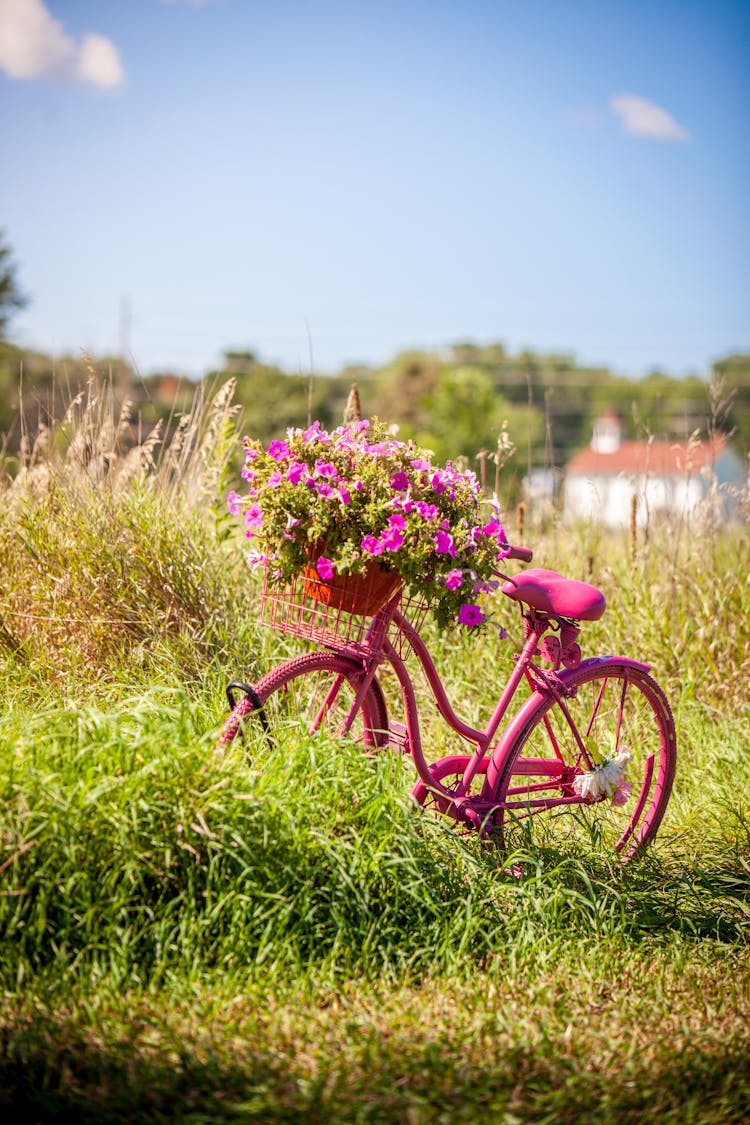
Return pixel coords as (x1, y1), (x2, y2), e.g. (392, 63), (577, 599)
(260, 566), (428, 650)
(302, 560), (402, 615)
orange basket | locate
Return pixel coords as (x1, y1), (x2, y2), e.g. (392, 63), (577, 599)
(259, 566), (429, 651)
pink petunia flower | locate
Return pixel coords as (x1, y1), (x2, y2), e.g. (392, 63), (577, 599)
(316, 556), (335, 580)
(244, 503), (264, 536)
(380, 526), (404, 551)
(268, 440), (291, 461)
(246, 549), (269, 569)
(444, 569), (464, 591)
(227, 490), (242, 516)
(286, 461), (308, 485)
(390, 471), (409, 491)
(361, 535), (384, 556)
(414, 501), (439, 520)
(458, 603), (486, 628)
(611, 781), (633, 807)
(434, 529), (456, 557)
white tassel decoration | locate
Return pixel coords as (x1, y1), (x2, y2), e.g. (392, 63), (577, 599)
(573, 750), (631, 803)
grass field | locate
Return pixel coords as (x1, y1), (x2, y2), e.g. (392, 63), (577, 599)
(1, 383), (749, 1122)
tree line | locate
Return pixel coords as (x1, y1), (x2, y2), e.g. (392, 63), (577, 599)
(2, 339), (748, 503)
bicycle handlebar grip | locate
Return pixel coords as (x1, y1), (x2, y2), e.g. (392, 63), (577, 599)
(504, 544), (533, 562)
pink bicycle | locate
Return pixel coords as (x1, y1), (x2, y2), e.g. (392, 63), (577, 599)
(218, 546), (676, 857)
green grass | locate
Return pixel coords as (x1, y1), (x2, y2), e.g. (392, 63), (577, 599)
(1, 379), (749, 1121)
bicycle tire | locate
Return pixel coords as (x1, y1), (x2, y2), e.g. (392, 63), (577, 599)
(486, 661), (676, 858)
(216, 651), (390, 752)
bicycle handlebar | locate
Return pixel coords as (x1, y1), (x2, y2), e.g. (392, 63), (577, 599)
(503, 543), (533, 563)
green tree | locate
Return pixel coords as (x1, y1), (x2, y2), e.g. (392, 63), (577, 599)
(0, 232), (28, 339)
(712, 353), (750, 455)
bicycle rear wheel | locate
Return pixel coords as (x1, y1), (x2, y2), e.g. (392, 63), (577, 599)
(487, 662), (676, 858)
(216, 651), (390, 752)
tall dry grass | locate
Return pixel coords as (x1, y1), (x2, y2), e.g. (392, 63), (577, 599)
(0, 375), (259, 689)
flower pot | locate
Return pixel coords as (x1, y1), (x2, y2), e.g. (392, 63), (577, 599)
(303, 560), (402, 616)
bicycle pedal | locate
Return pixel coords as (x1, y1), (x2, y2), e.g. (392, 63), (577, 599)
(387, 720), (409, 753)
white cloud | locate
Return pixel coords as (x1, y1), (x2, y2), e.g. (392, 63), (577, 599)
(74, 33), (124, 91)
(0, 0), (125, 91)
(610, 93), (689, 143)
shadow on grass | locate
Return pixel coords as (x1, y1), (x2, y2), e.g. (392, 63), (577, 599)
(2, 1012), (749, 1124)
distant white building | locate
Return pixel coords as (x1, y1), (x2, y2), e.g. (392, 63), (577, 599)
(563, 410), (746, 528)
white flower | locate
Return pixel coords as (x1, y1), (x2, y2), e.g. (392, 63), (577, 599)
(573, 750), (630, 800)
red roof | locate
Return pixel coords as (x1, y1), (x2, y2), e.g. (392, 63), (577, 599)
(566, 436), (726, 477)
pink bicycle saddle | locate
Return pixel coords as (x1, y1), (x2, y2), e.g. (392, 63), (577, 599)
(502, 568), (606, 621)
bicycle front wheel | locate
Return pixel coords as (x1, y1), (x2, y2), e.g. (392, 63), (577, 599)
(217, 651), (390, 752)
(488, 661), (676, 858)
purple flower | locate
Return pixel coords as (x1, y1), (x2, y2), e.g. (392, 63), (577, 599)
(430, 471), (447, 493)
(283, 515), (300, 540)
(338, 486), (352, 505)
(268, 440), (291, 461)
(483, 520), (508, 547)
(611, 781), (633, 807)
(286, 461), (308, 485)
(458, 604), (486, 628)
(244, 503), (264, 537)
(434, 529), (456, 558)
(315, 481), (336, 498)
(227, 490), (242, 516)
(267, 470), (283, 487)
(380, 526), (404, 551)
(316, 556), (335, 580)
(246, 548), (269, 569)
(315, 460), (338, 479)
(240, 465), (255, 482)
(444, 568), (464, 591)
(410, 458), (432, 471)
(361, 535), (384, 556)
(390, 471), (409, 491)
(415, 501), (439, 520)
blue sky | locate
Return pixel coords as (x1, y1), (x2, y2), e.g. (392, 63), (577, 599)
(1, 0), (748, 379)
